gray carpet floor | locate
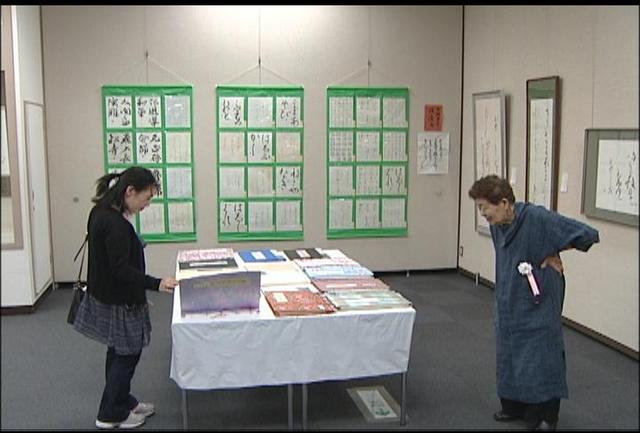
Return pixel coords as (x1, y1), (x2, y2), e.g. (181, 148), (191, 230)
(1, 271), (638, 430)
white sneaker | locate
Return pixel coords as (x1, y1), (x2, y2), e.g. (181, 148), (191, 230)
(95, 411), (146, 429)
(132, 402), (155, 418)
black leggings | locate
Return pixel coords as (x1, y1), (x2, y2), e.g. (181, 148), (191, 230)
(501, 397), (560, 427)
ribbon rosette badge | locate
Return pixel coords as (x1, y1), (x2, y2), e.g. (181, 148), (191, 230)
(517, 262), (541, 304)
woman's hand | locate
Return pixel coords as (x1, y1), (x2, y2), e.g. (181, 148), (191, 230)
(541, 254), (564, 275)
(159, 277), (178, 293)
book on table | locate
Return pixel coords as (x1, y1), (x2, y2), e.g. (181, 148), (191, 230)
(325, 290), (412, 311)
(177, 248), (237, 270)
(264, 290), (337, 316)
(179, 271), (261, 316)
(312, 278), (389, 292)
(238, 249), (286, 263)
(283, 248), (327, 261)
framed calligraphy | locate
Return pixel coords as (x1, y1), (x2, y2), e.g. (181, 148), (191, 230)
(526, 76), (560, 210)
(472, 90), (507, 236)
(581, 129), (639, 227)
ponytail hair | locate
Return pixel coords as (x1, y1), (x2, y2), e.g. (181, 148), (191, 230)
(92, 166), (159, 212)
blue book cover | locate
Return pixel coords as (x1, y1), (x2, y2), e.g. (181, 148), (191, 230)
(238, 249), (286, 263)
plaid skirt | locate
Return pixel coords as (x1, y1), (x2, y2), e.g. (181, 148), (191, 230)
(73, 293), (152, 355)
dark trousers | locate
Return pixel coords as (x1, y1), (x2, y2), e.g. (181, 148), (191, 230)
(97, 347), (141, 422)
(501, 397), (560, 427)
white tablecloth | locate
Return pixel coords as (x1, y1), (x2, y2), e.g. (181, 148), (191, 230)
(169, 288), (416, 390)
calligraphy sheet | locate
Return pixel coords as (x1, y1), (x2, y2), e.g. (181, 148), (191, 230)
(219, 167), (245, 198)
(106, 95), (132, 128)
(383, 132), (407, 162)
(276, 166), (302, 196)
(168, 202), (194, 233)
(356, 97), (381, 127)
(528, 99), (553, 207)
(165, 95), (191, 128)
(248, 96), (273, 128)
(596, 139), (639, 215)
(418, 132), (449, 174)
(382, 198), (406, 228)
(329, 166), (354, 196)
(136, 132), (163, 164)
(139, 203), (165, 234)
(135, 95), (162, 128)
(382, 98), (407, 127)
(219, 97), (245, 127)
(220, 201), (246, 232)
(219, 132), (246, 163)
(247, 132), (273, 162)
(248, 166), (274, 197)
(107, 132), (133, 164)
(165, 132), (191, 163)
(329, 96), (354, 127)
(248, 201), (274, 232)
(276, 96), (302, 127)
(355, 199), (380, 229)
(329, 199), (354, 229)
(276, 200), (302, 231)
(382, 166), (406, 195)
(166, 167), (192, 198)
(356, 132), (380, 161)
(329, 131), (354, 162)
(356, 166), (380, 195)
(276, 132), (302, 162)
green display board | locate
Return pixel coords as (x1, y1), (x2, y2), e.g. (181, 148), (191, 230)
(326, 87), (409, 238)
(102, 85), (196, 243)
(216, 85), (304, 242)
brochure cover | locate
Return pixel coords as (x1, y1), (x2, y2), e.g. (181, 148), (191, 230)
(265, 291), (337, 316)
(179, 271), (261, 316)
(238, 249), (286, 263)
(283, 248), (327, 261)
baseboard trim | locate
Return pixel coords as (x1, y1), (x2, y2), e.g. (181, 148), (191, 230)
(1, 282), (54, 315)
(457, 266), (639, 361)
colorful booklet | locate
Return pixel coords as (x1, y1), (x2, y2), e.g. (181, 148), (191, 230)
(265, 291), (337, 316)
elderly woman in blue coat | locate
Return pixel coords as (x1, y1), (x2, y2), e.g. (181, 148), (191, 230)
(469, 175), (599, 431)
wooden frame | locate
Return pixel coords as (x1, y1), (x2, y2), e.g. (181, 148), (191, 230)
(472, 90), (507, 236)
(581, 128), (639, 227)
(526, 76), (560, 210)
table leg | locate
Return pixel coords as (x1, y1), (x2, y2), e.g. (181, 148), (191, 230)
(288, 384), (293, 431)
(302, 383), (308, 430)
(400, 372), (407, 425)
(181, 389), (189, 430)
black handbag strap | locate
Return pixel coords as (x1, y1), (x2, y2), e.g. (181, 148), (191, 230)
(74, 234), (88, 283)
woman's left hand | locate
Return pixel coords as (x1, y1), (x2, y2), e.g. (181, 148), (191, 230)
(541, 254), (564, 275)
(159, 277), (178, 293)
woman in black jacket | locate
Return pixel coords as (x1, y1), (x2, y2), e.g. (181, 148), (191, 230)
(73, 166), (177, 429)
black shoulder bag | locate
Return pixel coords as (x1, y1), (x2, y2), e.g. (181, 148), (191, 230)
(66, 234), (88, 325)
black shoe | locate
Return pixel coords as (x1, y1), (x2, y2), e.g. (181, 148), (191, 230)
(533, 420), (557, 431)
(493, 410), (521, 422)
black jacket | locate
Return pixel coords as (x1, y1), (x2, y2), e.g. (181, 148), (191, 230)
(86, 205), (160, 306)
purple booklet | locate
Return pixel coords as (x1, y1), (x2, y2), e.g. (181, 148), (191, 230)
(179, 271), (261, 315)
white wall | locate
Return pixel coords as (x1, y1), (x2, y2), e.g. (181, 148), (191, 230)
(459, 6), (639, 351)
(42, 5), (463, 281)
(1, 5), (45, 306)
